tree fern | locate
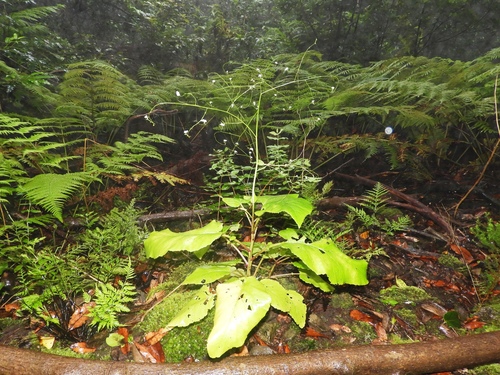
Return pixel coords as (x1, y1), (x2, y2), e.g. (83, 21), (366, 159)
(54, 60), (138, 141)
(0, 113), (69, 173)
(0, 153), (26, 224)
(20, 172), (97, 222)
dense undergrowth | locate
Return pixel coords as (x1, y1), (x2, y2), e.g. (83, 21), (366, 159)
(1, 48), (500, 370)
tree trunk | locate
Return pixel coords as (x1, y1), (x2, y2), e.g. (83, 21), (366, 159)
(1, 331), (500, 375)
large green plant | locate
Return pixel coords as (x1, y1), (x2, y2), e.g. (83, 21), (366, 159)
(143, 62), (368, 358)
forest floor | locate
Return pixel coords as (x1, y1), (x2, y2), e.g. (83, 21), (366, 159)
(1, 155), (500, 374)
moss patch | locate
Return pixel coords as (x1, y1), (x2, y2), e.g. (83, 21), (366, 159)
(380, 283), (432, 306)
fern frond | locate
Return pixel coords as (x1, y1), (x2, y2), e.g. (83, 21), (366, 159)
(137, 65), (165, 84)
(360, 182), (389, 214)
(20, 172), (97, 222)
(345, 205), (379, 228)
(0, 152), (27, 203)
(10, 5), (64, 26)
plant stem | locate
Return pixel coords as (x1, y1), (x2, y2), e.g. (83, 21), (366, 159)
(247, 92), (263, 276)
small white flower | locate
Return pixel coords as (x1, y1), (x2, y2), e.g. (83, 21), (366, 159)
(183, 130), (189, 135)
(253, 101), (256, 106)
(200, 119), (207, 123)
(144, 114), (149, 121)
(223, 139), (228, 144)
(209, 101), (213, 105)
(249, 147), (254, 151)
(311, 99), (315, 104)
(235, 142), (239, 146)
(220, 122), (225, 127)
(284, 67), (289, 72)
(331, 86), (335, 92)
(175, 90), (181, 97)
(256, 68), (260, 72)
(258, 74), (262, 78)
(212, 79), (216, 83)
(229, 77), (232, 81)
(274, 61), (278, 65)
(234, 150), (238, 154)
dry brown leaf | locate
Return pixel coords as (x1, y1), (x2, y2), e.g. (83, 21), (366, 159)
(70, 342), (96, 354)
(68, 302), (95, 330)
(349, 309), (376, 325)
(329, 323), (352, 333)
(145, 327), (170, 345)
(133, 341), (165, 363)
(231, 345), (249, 357)
(117, 327), (130, 355)
(4, 301), (21, 312)
(420, 302), (448, 318)
(304, 326), (330, 339)
(449, 243), (474, 264)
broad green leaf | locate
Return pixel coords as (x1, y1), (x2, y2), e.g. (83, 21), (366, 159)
(182, 261), (240, 285)
(444, 311), (461, 328)
(293, 261), (335, 292)
(207, 277), (271, 358)
(282, 239), (368, 286)
(168, 286), (215, 327)
(279, 228), (300, 241)
(106, 333), (125, 347)
(222, 196), (250, 207)
(144, 220), (223, 258)
(259, 278), (306, 327)
(193, 246), (210, 259)
(255, 195), (313, 228)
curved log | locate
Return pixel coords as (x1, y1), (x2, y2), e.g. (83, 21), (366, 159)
(1, 331), (500, 375)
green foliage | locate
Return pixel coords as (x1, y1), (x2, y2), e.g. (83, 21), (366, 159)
(20, 172), (97, 222)
(471, 215), (500, 252)
(0, 113), (63, 174)
(0, 3), (66, 71)
(380, 278), (432, 306)
(138, 289), (214, 363)
(471, 216), (500, 297)
(84, 261), (136, 332)
(207, 131), (320, 198)
(53, 61), (140, 140)
(5, 203), (143, 338)
(346, 183), (412, 235)
(141, 59), (372, 357)
(80, 200), (146, 257)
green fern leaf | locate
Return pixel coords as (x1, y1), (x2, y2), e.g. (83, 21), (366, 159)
(21, 172), (97, 222)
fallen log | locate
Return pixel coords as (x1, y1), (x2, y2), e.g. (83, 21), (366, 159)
(138, 208), (211, 224)
(1, 331), (499, 375)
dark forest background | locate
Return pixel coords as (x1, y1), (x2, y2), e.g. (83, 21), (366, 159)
(3, 0), (500, 75)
